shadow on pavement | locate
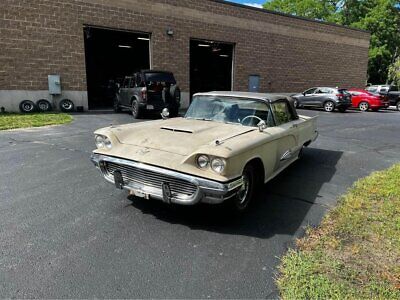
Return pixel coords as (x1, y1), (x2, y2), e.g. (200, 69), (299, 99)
(128, 147), (343, 239)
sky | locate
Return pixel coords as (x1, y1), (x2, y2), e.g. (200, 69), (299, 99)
(227, 0), (266, 9)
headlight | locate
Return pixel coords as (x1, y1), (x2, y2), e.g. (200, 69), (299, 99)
(95, 134), (112, 149)
(211, 157), (226, 173)
(197, 155), (209, 168)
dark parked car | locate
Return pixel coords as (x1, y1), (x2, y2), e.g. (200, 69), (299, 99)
(292, 87), (352, 112)
(366, 85), (400, 111)
(114, 70), (181, 118)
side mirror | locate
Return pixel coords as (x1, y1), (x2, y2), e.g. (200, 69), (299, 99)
(302, 92), (306, 96)
(161, 108), (170, 120)
(257, 120), (267, 132)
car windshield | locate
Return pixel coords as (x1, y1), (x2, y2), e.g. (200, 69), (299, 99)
(185, 95), (272, 127)
(144, 72), (176, 84)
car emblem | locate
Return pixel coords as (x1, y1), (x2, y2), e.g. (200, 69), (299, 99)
(137, 148), (150, 155)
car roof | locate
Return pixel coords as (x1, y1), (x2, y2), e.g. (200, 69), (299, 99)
(193, 91), (293, 102)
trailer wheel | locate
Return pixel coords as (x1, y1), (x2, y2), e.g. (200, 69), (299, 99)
(59, 99), (75, 112)
(36, 99), (52, 112)
(19, 100), (36, 113)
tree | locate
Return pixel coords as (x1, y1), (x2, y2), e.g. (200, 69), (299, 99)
(263, 0), (400, 84)
(388, 54), (400, 86)
(263, 0), (340, 22)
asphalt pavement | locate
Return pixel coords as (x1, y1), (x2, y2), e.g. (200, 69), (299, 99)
(1, 108), (399, 298)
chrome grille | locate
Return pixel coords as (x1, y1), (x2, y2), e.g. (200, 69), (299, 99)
(104, 161), (198, 197)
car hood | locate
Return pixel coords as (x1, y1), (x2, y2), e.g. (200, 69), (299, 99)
(109, 118), (256, 156)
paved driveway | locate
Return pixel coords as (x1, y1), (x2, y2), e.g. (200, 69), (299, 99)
(1, 109), (399, 298)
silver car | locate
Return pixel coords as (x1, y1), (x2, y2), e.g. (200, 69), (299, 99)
(292, 87), (352, 112)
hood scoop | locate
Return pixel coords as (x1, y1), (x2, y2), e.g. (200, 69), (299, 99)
(160, 126), (193, 133)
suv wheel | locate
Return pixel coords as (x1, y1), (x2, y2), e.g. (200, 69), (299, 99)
(358, 101), (369, 112)
(131, 99), (142, 119)
(323, 101), (335, 112)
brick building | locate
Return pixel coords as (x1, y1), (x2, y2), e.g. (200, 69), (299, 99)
(1, 0), (370, 111)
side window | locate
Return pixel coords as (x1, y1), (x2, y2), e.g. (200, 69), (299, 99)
(317, 88), (330, 94)
(272, 101), (292, 126)
(351, 91), (361, 96)
(129, 77), (135, 88)
(136, 74), (143, 87)
(304, 88), (316, 95)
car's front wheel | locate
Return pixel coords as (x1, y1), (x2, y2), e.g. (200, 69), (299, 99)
(358, 101), (369, 112)
(396, 101), (400, 111)
(230, 165), (257, 212)
(323, 101), (335, 112)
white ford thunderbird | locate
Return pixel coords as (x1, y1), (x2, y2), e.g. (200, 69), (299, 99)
(91, 92), (318, 211)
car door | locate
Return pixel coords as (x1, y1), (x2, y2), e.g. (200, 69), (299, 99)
(119, 77), (131, 106)
(270, 100), (300, 171)
(314, 87), (331, 107)
(300, 88), (318, 106)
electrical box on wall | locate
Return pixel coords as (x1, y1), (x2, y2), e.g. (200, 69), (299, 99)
(48, 75), (61, 95)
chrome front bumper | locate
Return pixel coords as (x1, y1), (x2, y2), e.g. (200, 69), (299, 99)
(90, 153), (243, 205)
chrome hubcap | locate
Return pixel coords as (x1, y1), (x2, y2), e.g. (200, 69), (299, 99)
(39, 103), (48, 110)
(62, 102), (72, 109)
(238, 175), (250, 204)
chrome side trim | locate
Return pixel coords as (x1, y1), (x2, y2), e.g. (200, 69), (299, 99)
(91, 153), (243, 205)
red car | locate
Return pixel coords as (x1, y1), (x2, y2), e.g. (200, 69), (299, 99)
(348, 88), (390, 112)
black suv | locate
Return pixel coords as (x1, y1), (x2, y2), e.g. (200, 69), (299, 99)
(114, 70), (181, 118)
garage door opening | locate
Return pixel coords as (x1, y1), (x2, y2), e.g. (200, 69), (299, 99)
(83, 26), (150, 109)
(190, 39), (234, 98)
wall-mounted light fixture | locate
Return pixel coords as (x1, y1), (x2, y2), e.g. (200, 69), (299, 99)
(166, 28), (174, 36)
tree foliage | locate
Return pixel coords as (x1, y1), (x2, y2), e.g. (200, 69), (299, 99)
(388, 55), (400, 86)
(263, 0), (400, 84)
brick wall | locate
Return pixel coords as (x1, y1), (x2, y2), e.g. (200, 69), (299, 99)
(0, 0), (370, 110)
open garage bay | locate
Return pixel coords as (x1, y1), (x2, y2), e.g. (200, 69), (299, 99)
(0, 109), (399, 298)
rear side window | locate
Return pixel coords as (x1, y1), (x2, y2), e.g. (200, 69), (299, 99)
(272, 101), (294, 125)
(122, 78), (131, 88)
(366, 87), (378, 93)
(350, 91), (361, 96)
(390, 86), (399, 92)
(338, 89), (350, 95)
(316, 87), (332, 94)
(145, 72), (176, 84)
